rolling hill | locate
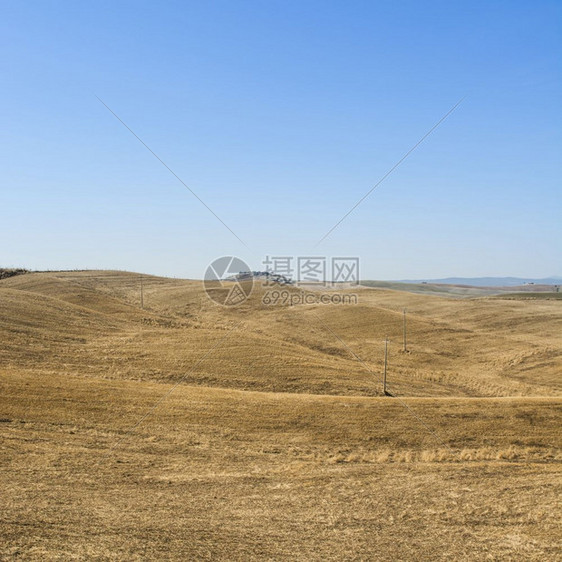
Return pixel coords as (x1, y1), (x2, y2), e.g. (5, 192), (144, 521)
(1, 270), (561, 560)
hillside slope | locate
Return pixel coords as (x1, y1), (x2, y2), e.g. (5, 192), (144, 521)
(1, 270), (561, 560)
(1, 270), (560, 397)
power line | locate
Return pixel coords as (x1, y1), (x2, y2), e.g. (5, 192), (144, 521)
(96, 95), (249, 248)
(315, 97), (465, 246)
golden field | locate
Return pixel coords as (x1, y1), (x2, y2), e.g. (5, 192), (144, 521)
(1, 270), (561, 560)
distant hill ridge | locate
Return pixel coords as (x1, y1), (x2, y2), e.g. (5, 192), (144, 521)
(395, 277), (562, 287)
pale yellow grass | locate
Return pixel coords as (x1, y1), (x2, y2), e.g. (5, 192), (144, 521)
(1, 271), (561, 560)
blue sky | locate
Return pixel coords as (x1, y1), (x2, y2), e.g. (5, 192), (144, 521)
(1, 1), (560, 279)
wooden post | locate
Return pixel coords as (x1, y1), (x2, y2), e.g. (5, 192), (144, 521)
(383, 337), (388, 395)
(403, 308), (407, 352)
(140, 277), (144, 309)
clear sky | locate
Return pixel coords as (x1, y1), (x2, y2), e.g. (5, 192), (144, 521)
(1, 1), (560, 280)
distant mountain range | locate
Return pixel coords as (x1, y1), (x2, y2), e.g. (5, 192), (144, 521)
(395, 277), (562, 287)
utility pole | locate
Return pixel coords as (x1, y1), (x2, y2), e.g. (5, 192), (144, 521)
(140, 277), (144, 309)
(383, 337), (389, 395)
(403, 308), (407, 352)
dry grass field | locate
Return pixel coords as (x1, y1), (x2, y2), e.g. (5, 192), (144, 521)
(1, 270), (561, 560)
